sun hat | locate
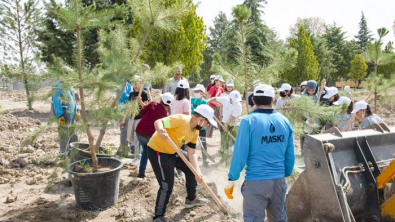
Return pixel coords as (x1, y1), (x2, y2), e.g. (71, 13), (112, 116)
(333, 96), (351, 106)
(351, 101), (368, 114)
(160, 92), (174, 106)
(278, 83), (292, 92)
(192, 84), (205, 93)
(229, 90), (241, 102)
(323, 87), (338, 99)
(253, 84), (275, 98)
(226, 79), (234, 87)
(214, 75), (224, 82)
(177, 80), (189, 89)
(194, 104), (218, 128)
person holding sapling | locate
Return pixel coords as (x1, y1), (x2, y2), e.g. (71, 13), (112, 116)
(208, 90), (242, 165)
(147, 104), (218, 221)
(171, 80), (191, 115)
(352, 101), (384, 129)
(120, 75), (149, 166)
(135, 93), (173, 178)
(190, 84), (209, 167)
(224, 84), (295, 222)
(275, 83), (299, 113)
(51, 81), (79, 156)
(333, 96), (354, 131)
(165, 66), (188, 95)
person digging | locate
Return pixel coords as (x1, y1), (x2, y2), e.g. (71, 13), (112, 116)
(147, 104), (218, 222)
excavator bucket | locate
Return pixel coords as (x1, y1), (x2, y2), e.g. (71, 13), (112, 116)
(287, 125), (395, 222)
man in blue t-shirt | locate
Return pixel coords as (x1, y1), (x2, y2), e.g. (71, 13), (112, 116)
(224, 84), (295, 222)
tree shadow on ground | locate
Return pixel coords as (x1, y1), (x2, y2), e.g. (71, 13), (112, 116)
(9, 109), (51, 123)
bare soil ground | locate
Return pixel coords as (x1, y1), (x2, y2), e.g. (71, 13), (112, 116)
(0, 88), (393, 222)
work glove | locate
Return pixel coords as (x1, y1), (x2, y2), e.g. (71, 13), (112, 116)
(76, 113), (81, 122)
(58, 116), (66, 125)
(224, 181), (235, 199)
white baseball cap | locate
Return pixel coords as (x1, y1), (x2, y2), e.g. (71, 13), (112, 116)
(210, 74), (216, 79)
(229, 90), (241, 102)
(300, 81), (307, 87)
(226, 79), (234, 87)
(192, 84), (205, 92)
(351, 101), (368, 114)
(323, 87), (338, 99)
(177, 80), (189, 89)
(333, 96), (351, 106)
(278, 83), (292, 92)
(160, 92), (174, 106)
(253, 84), (275, 98)
(214, 75), (224, 82)
(194, 104), (218, 128)
(344, 86), (350, 92)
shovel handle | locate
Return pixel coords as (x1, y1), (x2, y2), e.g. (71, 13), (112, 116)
(166, 138), (228, 213)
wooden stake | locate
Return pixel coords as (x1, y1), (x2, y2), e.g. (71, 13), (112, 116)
(166, 137), (228, 214)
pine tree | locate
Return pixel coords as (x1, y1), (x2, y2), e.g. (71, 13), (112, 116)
(131, 0), (206, 77)
(363, 27), (395, 112)
(213, 5), (297, 108)
(349, 54), (368, 88)
(355, 11), (373, 52)
(36, 0), (130, 68)
(47, 0), (190, 172)
(0, 0), (41, 110)
(323, 24), (359, 81)
(242, 0), (266, 23)
(311, 36), (337, 83)
(282, 25), (320, 84)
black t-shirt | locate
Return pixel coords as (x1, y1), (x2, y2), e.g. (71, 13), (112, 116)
(129, 90), (149, 119)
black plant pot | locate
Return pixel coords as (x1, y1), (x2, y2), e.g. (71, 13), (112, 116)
(68, 157), (123, 211)
(69, 142), (115, 164)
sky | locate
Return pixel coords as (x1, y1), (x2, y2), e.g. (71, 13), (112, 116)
(194, 0), (395, 43)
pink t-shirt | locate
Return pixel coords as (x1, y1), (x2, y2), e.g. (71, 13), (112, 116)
(171, 96), (191, 115)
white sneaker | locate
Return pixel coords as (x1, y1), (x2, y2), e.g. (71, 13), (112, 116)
(131, 158), (140, 166)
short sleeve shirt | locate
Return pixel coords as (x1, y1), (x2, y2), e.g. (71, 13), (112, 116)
(136, 101), (169, 137)
(171, 96), (191, 115)
(216, 97), (242, 125)
(190, 97), (208, 114)
(361, 114), (383, 129)
(147, 114), (199, 154)
(208, 86), (224, 108)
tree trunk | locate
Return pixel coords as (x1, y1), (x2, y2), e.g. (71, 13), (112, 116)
(239, 20), (249, 110)
(16, 2), (32, 110)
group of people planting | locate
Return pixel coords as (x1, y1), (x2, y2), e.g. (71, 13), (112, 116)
(52, 65), (385, 222)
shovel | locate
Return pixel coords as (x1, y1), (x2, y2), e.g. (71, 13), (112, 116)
(166, 137), (228, 215)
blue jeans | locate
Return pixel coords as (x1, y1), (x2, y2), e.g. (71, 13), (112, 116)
(137, 133), (151, 174)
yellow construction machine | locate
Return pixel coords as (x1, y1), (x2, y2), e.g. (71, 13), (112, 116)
(287, 124), (395, 222)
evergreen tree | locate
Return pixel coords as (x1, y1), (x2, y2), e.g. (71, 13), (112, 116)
(36, 0), (130, 68)
(242, 0), (267, 23)
(200, 12), (229, 78)
(349, 54), (368, 88)
(323, 23), (358, 81)
(355, 11), (373, 52)
(311, 36), (337, 83)
(363, 27), (395, 112)
(282, 25), (320, 84)
(0, 0), (41, 110)
(131, 0), (206, 77)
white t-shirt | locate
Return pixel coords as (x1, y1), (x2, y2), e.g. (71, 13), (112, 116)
(216, 96), (242, 126)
